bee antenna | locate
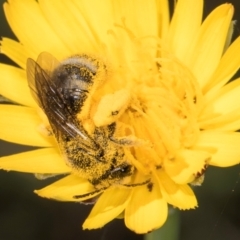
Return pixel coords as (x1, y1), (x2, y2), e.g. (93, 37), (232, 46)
(73, 187), (107, 199)
(122, 179), (151, 188)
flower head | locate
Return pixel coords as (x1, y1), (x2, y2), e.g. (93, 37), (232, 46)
(1, 0), (240, 234)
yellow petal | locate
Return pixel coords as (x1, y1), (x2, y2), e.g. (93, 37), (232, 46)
(125, 183), (168, 234)
(163, 149), (210, 184)
(111, 0), (159, 39)
(83, 187), (131, 229)
(204, 36), (240, 94)
(155, 0), (169, 38)
(35, 174), (95, 201)
(0, 148), (70, 173)
(200, 78), (240, 131)
(156, 170), (197, 210)
(0, 38), (28, 69)
(201, 78), (240, 116)
(0, 64), (36, 107)
(195, 131), (240, 167)
(199, 107), (240, 131)
(4, 0), (68, 59)
(0, 105), (53, 147)
(166, 0), (203, 61)
(185, 4), (233, 88)
(39, 0), (99, 54)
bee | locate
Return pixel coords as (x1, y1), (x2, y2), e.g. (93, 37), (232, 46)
(26, 52), (135, 192)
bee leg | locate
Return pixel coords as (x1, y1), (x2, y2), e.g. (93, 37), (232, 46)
(73, 187), (107, 199)
(122, 179), (151, 187)
(93, 89), (131, 127)
(34, 173), (64, 180)
(110, 135), (150, 147)
(37, 123), (53, 136)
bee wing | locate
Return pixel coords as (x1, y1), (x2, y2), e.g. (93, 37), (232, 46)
(26, 53), (89, 141)
(36, 52), (60, 74)
(26, 52), (60, 108)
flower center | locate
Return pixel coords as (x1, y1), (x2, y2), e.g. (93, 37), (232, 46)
(94, 25), (203, 174)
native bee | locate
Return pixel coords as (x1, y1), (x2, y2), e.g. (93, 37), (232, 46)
(26, 52), (135, 191)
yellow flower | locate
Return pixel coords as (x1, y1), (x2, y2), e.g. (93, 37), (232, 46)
(1, 0), (240, 234)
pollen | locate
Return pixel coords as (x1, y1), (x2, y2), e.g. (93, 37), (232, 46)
(1, 0), (240, 234)
(114, 46), (200, 169)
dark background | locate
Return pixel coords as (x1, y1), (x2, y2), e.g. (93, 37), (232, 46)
(1, 0), (240, 239)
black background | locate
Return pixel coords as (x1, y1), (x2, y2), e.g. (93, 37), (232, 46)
(1, 0), (240, 239)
